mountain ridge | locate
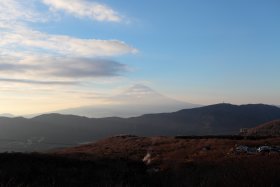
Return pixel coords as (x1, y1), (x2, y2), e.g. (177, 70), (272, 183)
(49, 84), (200, 118)
(1, 103), (280, 151)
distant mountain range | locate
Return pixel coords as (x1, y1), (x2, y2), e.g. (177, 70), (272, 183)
(51, 84), (199, 118)
(0, 113), (14, 118)
(1, 103), (280, 152)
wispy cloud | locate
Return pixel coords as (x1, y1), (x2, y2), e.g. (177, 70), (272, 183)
(0, 0), (137, 114)
(0, 0), (136, 58)
(0, 0), (43, 22)
(0, 24), (137, 57)
(0, 55), (127, 79)
(42, 0), (122, 22)
(0, 78), (79, 85)
(48, 58), (128, 78)
(0, 0), (136, 85)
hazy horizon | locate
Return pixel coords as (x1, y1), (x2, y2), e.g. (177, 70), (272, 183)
(2, 100), (280, 118)
(0, 0), (279, 115)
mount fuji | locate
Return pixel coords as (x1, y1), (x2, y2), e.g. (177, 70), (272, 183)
(53, 84), (199, 118)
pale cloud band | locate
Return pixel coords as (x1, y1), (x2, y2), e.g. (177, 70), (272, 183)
(0, 0), (137, 115)
(0, 0), (43, 22)
(0, 56), (127, 78)
(0, 0), (136, 58)
(0, 78), (79, 85)
(43, 0), (122, 22)
(0, 0), (136, 86)
(1, 26), (137, 57)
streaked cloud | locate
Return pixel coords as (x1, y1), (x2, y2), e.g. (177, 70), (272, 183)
(48, 58), (128, 78)
(0, 0), (138, 115)
(0, 25), (137, 57)
(0, 78), (79, 85)
(0, 0), (136, 85)
(43, 0), (122, 22)
(0, 0), (43, 22)
(0, 0), (136, 58)
(0, 55), (127, 79)
(0, 52), (130, 89)
(0, 63), (31, 72)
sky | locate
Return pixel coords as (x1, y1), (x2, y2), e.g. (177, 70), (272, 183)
(0, 0), (280, 115)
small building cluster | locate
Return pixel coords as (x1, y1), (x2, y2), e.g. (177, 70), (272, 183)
(239, 128), (249, 135)
(235, 145), (280, 154)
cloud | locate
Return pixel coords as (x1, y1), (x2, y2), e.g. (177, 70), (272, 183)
(0, 55), (127, 82)
(0, 0), (136, 57)
(0, 0), (136, 86)
(48, 58), (127, 78)
(0, 63), (31, 72)
(0, 0), (42, 22)
(0, 0), (138, 115)
(43, 0), (122, 22)
(0, 26), (137, 57)
(0, 78), (78, 85)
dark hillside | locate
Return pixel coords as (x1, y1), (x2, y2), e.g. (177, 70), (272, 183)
(1, 136), (280, 186)
(242, 120), (280, 136)
(127, 103), (280, 135)
(1, 103), (280, 151)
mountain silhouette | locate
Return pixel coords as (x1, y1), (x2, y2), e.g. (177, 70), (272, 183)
(0, 113), (15, 118)
(0, 103), (280, 151)
(50, 84), (199, 118)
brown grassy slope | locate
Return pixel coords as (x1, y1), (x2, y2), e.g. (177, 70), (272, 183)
(244, 120), (280, 136)
(56, 136), (280, 169)
(51, 136), (280, 186)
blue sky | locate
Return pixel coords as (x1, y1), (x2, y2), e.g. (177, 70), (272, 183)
(0, 0), (279, 114)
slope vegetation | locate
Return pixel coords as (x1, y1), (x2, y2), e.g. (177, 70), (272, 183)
(242, 120), (280, 136)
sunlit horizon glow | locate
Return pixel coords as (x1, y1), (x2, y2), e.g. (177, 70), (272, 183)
(0, 0), (279, 115)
